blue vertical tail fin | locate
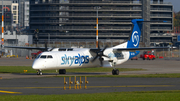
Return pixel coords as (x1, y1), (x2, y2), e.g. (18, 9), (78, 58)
(127, 19), (144, 48)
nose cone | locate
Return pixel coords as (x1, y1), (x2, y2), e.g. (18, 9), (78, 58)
(32, 60), (40, 70)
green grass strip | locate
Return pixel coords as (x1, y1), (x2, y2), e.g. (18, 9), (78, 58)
(85, 73), (180, 78)
(0, 90), (180, 101)
(0, 66), (144, 73)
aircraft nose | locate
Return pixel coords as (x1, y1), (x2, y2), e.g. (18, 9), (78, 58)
(32, 60), (40, 70)
(32, 63), (38, 70)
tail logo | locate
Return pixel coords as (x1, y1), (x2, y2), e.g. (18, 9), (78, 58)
(132, 31), (139, 47)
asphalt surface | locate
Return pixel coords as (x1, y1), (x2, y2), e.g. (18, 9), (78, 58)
(0, 57), (180, 95)
(0, 77), (179, 95)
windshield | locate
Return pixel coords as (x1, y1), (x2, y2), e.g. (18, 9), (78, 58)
(36, 54), (41, 59)
(36, 54), (53, 59)
(40, 55), (47, 59)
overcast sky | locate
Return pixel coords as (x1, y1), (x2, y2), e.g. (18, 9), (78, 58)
(164, 0), (180, 12)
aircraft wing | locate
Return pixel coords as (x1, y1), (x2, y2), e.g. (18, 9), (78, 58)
(113, 47), (176, 51)
(2, 45), (47, 51)
(89, 48), (101, 53)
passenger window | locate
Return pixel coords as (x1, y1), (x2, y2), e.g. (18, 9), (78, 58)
(67, 48), (73, 51)
(40, 55), (46, 59)
(47, 55), (53, 59)
(58, 48), (66, 51)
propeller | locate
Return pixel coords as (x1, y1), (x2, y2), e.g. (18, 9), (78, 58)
(45, 42), (48, 51)
(49, 47), (56, 51)
(91, 44), (109, 66)
(44, 42), (56, 51)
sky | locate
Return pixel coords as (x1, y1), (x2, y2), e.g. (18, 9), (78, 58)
(164, 0), (180, 12)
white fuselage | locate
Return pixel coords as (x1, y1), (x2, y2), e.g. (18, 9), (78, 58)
(32, 42), (130, 70)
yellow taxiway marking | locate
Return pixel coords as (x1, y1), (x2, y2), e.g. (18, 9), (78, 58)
(0, 90), (21, 94)
(0, 85), (174, 90)
(88, 85), (174, 88)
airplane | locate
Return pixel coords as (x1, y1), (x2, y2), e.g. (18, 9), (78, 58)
(2, 19), (174, 75)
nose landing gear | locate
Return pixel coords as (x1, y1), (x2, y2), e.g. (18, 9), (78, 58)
(37, 70), (42, 75)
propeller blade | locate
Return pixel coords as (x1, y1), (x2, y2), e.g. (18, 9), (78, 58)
(49, 47), (55, 51)
(102, 45), (108, 52)
(45, 42), (48, 51)
(98, 43), (100, 49)
(99, 58), (103, 66)
(91, 55), (98, 62)
(91, 44), (109, 66)
(102, 55), (109, 58)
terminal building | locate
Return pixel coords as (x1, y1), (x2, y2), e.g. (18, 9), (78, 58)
(29, 0), (173, 46)
(0, 1), (12, 30)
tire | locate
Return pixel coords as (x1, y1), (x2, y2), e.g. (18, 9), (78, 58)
(112, 70), (115, 75)
(62, 69), (66, 74)
(115, 69), (119, 75)
(59, 69), (66, 74)
(59, 69), (62, 74)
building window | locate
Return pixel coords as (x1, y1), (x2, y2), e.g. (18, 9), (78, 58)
(13, 6), (17, 10)
(13, 16), (16, 20)
(13, 11), (16, 15)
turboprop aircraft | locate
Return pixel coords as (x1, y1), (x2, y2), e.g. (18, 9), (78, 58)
(2, 19), (174, 75)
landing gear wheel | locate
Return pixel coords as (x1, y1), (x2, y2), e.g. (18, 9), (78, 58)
(37, 70), (42, 75)
(112, 69), (119, 75)
(59, 69), (66, 74)
(115, 69), (119, 75)
(112, 69), (115, 75)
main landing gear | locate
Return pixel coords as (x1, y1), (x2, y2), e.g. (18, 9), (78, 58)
(37, 70), (42, 75)
(112, 69), (119, 75)
(110, 61), (119, 75)
(59, 69), (66, 74)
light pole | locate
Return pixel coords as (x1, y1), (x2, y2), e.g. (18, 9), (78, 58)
(1, 0), (4, 46)
(95, 6), (100, 48)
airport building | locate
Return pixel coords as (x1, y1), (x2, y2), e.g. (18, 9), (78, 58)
(29, 0), (173, 46)
(0, 0), (12, 29)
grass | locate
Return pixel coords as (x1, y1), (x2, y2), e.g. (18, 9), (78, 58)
(1, 66), (180, 78)
(0, 66), (144, 74)
(86, 73), (180, 78)
(0, 90), (180, 101)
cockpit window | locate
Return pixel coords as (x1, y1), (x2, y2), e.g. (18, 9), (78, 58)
(47, 55), (53, 58)
(40, 55), (46, 59)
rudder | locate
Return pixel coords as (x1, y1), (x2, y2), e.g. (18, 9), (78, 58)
(127, 19), (144, 48)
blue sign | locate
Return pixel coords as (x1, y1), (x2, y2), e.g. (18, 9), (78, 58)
(177, 35), (180, 42)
